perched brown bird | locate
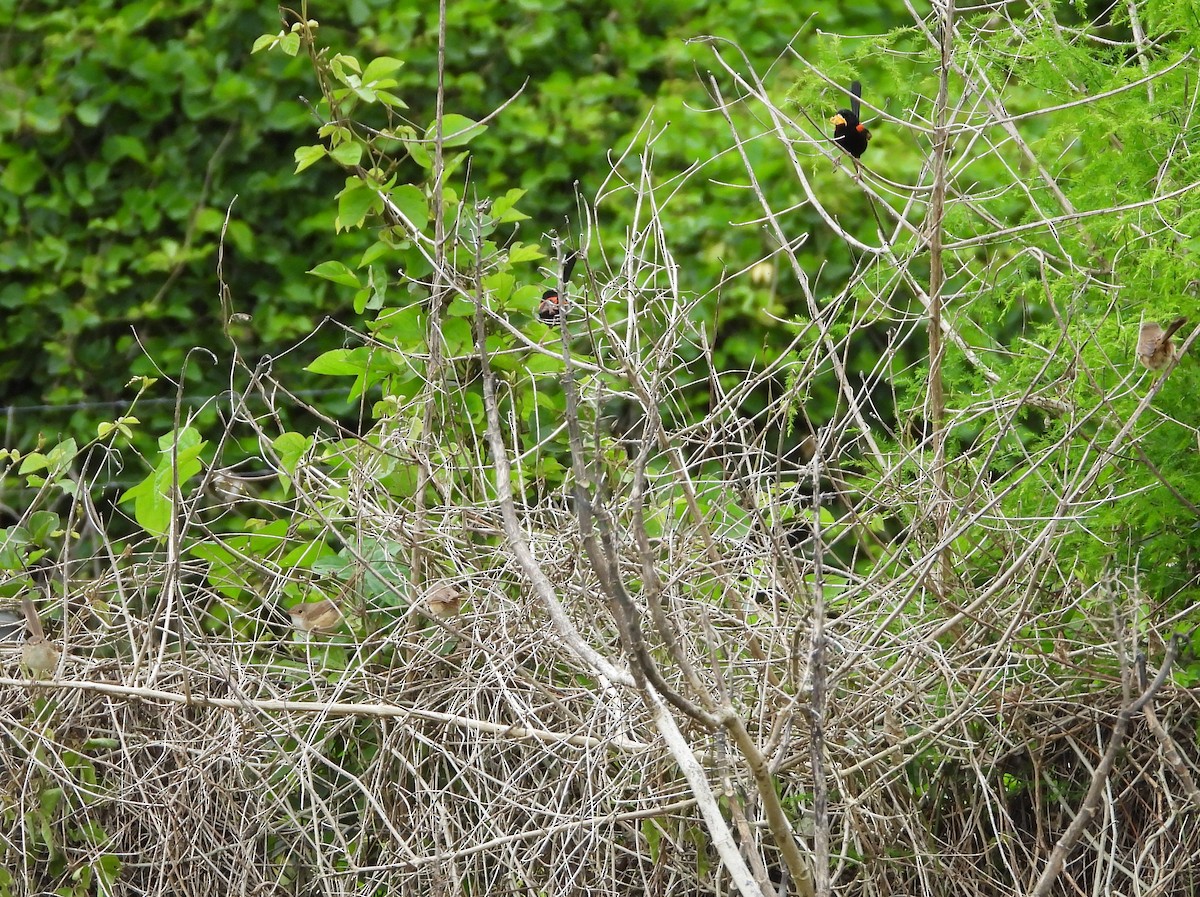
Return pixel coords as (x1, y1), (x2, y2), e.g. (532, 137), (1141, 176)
(425, 582), (463, 618)
(21, 635), (60, 678)
(20, 595), (59, 678)
(830, 80), (871, 159)
(1137, 316), (1187, 370)
(289, 599), (343, 634)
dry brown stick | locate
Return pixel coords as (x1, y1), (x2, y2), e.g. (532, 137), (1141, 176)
(627, 331), (727, 704)
(411, 0), (451, 591)
(926, 0), (954, 593)
(806, 433), (830, 897)
(705, 637), (775, 895)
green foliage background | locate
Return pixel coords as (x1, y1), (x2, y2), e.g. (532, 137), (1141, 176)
(0, 0), (902, 444)
(1, 0), (1196, 602)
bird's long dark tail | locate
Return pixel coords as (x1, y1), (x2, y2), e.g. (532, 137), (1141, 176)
(1163, 316), (1188, 340)
(849, 80), (862, 119)
(561, 250), (578, 285)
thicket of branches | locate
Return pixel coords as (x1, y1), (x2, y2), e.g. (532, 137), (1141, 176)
(3, 2), (1200, 896)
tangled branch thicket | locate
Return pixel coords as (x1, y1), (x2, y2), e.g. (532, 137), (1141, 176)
(5, 4), (1200, 896)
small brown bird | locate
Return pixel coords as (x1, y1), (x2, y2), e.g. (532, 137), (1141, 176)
(289, 599), (343, 634)
(21, 635), (60, 678)
(1137, 316), (1187, 371)
(20, 595), (59, 678)
(425, 582), (463, 618)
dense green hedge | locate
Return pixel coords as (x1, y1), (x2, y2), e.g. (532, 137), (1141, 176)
(0, 0), (905, 458)
(0, 4), (332, 472)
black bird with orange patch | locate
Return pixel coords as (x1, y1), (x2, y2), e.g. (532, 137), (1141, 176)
(830, 80), (870, 159)
(538, 251), (578, 324)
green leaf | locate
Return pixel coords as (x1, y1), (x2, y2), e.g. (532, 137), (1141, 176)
(281, 539), (330, 568)
(0, 527), (31, 569)
(307, 348), (371, 376)
(643, 820), (663, 863)
(119, 428), (207, 537)
(330, 142), (363, 167)
(483, 272), (516, 304)
(491, 188), (529, 222)
(524, 352), (564, 374)
(403, 140), (432, 169)
(27, 511), (60, 545)
(375, 91), (409, 110)
(50, 437), (78, 467)
(442, 317), (473, 354)
(362, 56), (404, 82)
(508, 243), (544, 264)
(389, 184), (428, 230)
(245, 520), (291, 558)
(102, 135), (147, 164)
(192, 544), (251, 600)
(330, 53), (362, 75)
(273, 432), (313, 478)
(512, 284), (544, 312)
(445, 295), (476, 317)
(308, 261), (361, 288)
(361, 267), (388, 312)
(18, 453), (47, 475)
(0, 154), (46, 195)
(370, 305), (425, 345)
(359, 240), (392, 268)
(335, 177), (380, 231)
(251, 32), (280, 53)
(273, 434), (311, 494)
(294, 144), (327, 173)
(75, 102), (104, 127)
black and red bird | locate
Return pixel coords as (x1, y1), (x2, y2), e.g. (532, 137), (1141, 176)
(537, 251), (578, 324)
(830, 80), (870, 159)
